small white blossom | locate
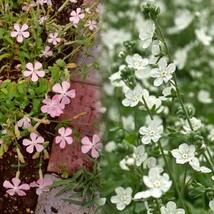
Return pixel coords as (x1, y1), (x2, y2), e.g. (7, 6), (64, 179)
(122, 85), (143, 107)
(111, 187), (132, 211)
(141, 89), (162, 111)
(134, 167), (172, 199)
(197, 90), (212, 104)
(126, 54), (149, 70)
(132, 145), (147, 166)
(150, 58), (176, 87)
(182, 117), (203, 134)
(189, 157), (212, 173)
(171, 143), (195, 164)
(139, 120), (163, 145)
(109, 65), (126, 87)
(119, 158), (130, 171)
(139, 20), (155, 48)
(160, 201), (185, 214)
(195, 28), (212, 46)
(105, 141), (117, 152)
(209, 199), (214, 211)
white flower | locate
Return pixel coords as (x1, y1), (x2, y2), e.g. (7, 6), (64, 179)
(197, 90), (212, 104)
(126, 54), (149, 70)
(171, 143), (195, 164)
(109, 65), (126, 87)
(182, 117), (203, 134)
(167, 9), (194, 34)
(105, 141), (117, 152)
(122, 115), (135, 131)
(150, 58), (176, 87)
(122, 85), (143, 107)
(111, 187), (132, 211)
(134, 167), (172, 199)
(160, 201), (185, 214)
(189, 157), (212, 173)
(132, 145), (147, 166)
(119, 158), (130, 171)
(209, 199), (214, 211)
(139, 20), (155, 48)
(139, 120), (163, 144)
(141, 89), (162, 111)
(195, 28), (212, 46)
(151, 40), (161, 56)
(144, 157), (157, 169)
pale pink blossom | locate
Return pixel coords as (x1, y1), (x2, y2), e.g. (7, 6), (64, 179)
(85, 8), (91, 14)
(22, 3), (36, 12)
(69, 8), (85, 25)
(56, 127), (73, 149)
(39, 46), (53, 58)
(52, 81), (76, 105)
(11, 24), (30, 43)
(36, 0), (47, 5)
(30, 178), (53, 195)
(48, 33), (61, 45)
(17, 116), (32, 129)
(23, 62), (45, 82)
(39, 16), (47, 25)
(23, 132), (44, 153)
(70, 0), (77, 3)
(41, 96), (65, 117)
(3, 178), (30, 196)
(0, 139), (4, 145)
(85, 20), (97, 31)
(81, 134), (102, 158)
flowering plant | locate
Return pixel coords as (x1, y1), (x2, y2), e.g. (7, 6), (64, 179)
(0, 0), (100, 212)
(100, 0), (214, 213)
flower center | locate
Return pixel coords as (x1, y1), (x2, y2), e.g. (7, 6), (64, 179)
(120, 195), (128, 202)
(153, 180), (161, 188)
(149, 130), (155, 136)
(182, 153), (188, 159)
(134, 61), (140, 67)
(161, 70), (168, 77)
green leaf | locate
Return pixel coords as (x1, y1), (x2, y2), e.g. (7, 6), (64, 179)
(0, 53), (10, 61)
(17, 84), (26, 95)
(56, 59), (65, 67)
(82, 64), (88, 81)
(19, 51), (30, 60)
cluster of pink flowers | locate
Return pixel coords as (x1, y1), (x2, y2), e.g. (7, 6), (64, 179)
(41, 81), (76, 117)
(3, 177), (52, 196)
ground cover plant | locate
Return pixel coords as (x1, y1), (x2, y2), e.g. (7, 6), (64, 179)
(0, 0), (100, 213)
(100, 0), (214, 213)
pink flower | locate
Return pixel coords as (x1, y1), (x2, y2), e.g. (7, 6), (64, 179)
(17, 116), (32, 129)
(23, 62), (45, 82)
(81, 134), (102, 158)
(30, 178), (53, 195)
(3, 178), (30, 196)
(23, 132), (44, 153)
(41, 96), (65, 117)
(52, 81), (76, 105)
(56, 127), (73, 149)
(22, 3), (36, 12)
(70, 0), (77, 3)
(36, 0), (47, 5)
(69, 8), (85, 25)
(11, 23), (30, 43)
(48, 33), (61, 45)
(85, 20), (97, 30)
(39, 46), (53, 58)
